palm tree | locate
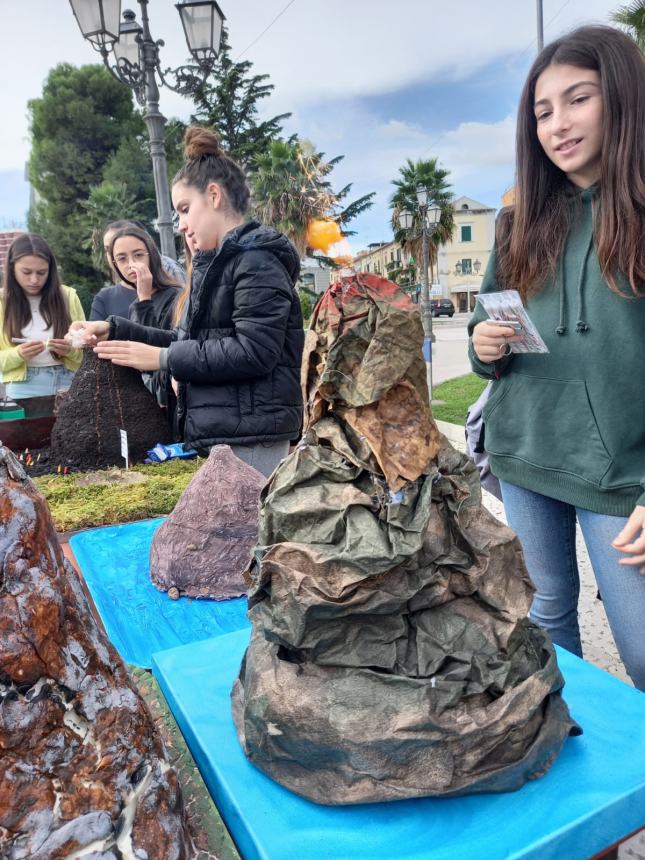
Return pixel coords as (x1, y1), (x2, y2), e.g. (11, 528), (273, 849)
(251, 137), (374, 258)
(611, 1), (645, 51)
(390, 158), (454, 284)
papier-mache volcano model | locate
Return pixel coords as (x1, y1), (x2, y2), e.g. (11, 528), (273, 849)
(150, 445), (265, 599)
(50, 347), (169, 471)
(0, 446), (192, 857)
(232, 273), (581, 806)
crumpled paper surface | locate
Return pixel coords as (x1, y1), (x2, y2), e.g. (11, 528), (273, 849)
(232, 273), (580, 805)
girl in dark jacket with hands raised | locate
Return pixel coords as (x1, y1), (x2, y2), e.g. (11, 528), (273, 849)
(71, 127), (304, 477)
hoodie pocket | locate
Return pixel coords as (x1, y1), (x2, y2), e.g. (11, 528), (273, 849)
(484, 372), (612, 486)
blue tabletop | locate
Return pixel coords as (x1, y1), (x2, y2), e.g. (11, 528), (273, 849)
(70, 519), (250, 668)
(152, 629), (645, 860)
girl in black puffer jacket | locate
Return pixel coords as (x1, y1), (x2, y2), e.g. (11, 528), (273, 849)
(72, 127), (304, 477)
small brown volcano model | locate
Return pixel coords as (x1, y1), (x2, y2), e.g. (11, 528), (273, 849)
(232, 273), (580, 806)
(150, 445), (266, 599)
(0, 446), (192, 858)
(50, 347), (169, 470)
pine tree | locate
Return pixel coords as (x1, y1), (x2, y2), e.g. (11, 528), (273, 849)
(188, 28), (291, 170)
(28, 64), (185, 309)
(27, 64), (144, 307)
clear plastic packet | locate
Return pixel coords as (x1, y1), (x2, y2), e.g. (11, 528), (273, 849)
(476, 290), (549, 354)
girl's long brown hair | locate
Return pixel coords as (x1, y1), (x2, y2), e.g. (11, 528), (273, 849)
(2, 233), (71, 341)
(499, 25), (644, 299)
(173, 235), (193, 326)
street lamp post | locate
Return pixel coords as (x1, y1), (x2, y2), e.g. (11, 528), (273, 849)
(399, 185), (442, 401)
(68, 0), (225, 260)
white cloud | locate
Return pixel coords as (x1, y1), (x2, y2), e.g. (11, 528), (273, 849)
(0, 0), (619, 170)
(288, 103), (517, 248)
(243, 0), (617, 113)
(378, 120), (426, 140)
(434, 114), (516, 179)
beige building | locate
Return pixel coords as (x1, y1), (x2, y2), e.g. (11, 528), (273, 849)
(436, 196), (496, 312)
(351, 241), (407, 280)
(344, 195), (497, 311)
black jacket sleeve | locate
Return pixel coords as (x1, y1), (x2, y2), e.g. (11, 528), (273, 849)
(129, 288), (180, 331)
(108, 315), (176, 348)
(167, 250), (295, 384)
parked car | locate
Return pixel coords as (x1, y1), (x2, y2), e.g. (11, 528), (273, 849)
(430, 299), (455, 318)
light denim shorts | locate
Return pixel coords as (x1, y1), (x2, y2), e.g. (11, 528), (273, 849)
(6, 365), (76, 399)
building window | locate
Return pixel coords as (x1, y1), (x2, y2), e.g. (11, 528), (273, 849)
(461, 258), (473, 275)
(460, 225), (472, 242)
(365, 263), (370, 272)
(396, 249), (401, 261)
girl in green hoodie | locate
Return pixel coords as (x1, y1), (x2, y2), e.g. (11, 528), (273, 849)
(468, 25), (645, 690)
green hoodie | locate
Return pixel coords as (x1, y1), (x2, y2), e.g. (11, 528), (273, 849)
(468, 186), (645, 517)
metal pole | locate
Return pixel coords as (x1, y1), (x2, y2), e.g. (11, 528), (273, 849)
(536, 0), (544, 52)
(139, 0), (176, 260)
(420, 214), (434, 401)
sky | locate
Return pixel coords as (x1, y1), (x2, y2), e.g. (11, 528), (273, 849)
(0, 0), (623, 250)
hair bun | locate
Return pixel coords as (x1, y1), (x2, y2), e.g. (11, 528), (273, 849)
(184, 126), (223, 160)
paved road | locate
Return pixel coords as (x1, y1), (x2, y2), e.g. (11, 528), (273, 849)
(430, 312), (472, 387)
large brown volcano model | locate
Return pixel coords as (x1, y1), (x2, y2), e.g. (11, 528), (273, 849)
(232, 273), (580, 806)
(50, 347), (169, 471)
(0, 446), (192, 858)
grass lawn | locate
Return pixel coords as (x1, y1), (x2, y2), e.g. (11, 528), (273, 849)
(35, 457), (204, 533)
(431, 373), (488, 426)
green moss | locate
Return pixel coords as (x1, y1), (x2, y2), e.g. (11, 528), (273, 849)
(34, 458), (204, 533)
(431, 373), (488, 426)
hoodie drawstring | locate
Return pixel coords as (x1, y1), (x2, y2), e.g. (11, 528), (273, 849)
(556, 254), (567, 335)
(555, 232), (593, 335)
(574, 234), (593, 333)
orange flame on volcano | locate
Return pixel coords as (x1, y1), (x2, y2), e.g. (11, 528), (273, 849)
(306, 219), (354, 268)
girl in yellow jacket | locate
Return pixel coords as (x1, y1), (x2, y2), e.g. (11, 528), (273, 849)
(0, 233), (85, 398)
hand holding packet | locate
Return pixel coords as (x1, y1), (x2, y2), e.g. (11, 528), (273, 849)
(476, 290), (549, 354)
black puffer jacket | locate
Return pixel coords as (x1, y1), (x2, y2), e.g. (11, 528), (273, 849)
(109, 221), (304, 449)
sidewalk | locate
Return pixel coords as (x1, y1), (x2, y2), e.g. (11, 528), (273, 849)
(435, 419), (630, 686)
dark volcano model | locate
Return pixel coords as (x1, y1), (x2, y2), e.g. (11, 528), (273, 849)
(0, 446), (192, 858)
(150, 445), (265, 599)
(232, 273), (581, 806)
(50, 348), (169, 471)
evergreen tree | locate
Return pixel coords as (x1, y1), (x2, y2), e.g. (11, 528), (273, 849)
(188, 28), (291, 169)
(83, 119), (186, 270)
(28, 64), (185, 309)
(28, 64), (144, 307)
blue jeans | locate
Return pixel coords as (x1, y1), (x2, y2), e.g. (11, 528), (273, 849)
(6, 365), (76, 399)
(500, 480), (645, 691)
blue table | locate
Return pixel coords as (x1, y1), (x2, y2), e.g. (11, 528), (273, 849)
(70, 519), (249, 668)
(152, 629), (645, 860)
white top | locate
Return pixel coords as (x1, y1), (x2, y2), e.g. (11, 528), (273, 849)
(21, 296), (61, 367)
